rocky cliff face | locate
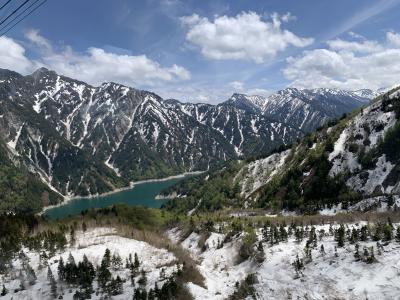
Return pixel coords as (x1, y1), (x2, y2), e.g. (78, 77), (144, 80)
(0, 68), (369, 198)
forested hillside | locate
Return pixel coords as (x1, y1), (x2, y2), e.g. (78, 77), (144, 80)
(163, 87), (400, 215)
(0, 68), (368, 202)
(0, 138), (61, 213)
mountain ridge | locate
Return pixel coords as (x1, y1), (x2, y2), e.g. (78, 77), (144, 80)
(162, 86), (400, 214)
(0, 67), (372, 208)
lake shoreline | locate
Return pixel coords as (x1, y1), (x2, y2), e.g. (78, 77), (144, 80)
(39, 171), (204, 215)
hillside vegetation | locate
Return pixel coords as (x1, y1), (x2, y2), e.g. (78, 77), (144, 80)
(162, 87), (400, 215)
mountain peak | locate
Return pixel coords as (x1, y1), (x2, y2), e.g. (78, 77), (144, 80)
(32, 67), (54, 76)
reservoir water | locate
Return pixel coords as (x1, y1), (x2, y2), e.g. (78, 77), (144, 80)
(44, 176), (188, 220)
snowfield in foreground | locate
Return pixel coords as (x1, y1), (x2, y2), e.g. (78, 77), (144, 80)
(0, 228), (178, 300)
(171, 223), (400, 300)
(3, 224), (400, 300)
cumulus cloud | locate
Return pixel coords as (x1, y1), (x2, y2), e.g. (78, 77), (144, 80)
(181, 11), (313, 63)
(25, 29), (52, 51)
(229, 81), (244, 91)
(283, 32), (400, 90)
(327, 39), (383, 53)
(0, 36), (35, 73)
(229, 80), (271, 97)
(0, 31), (190, 87)
(157, 80), (271, 104)
(39, 47), (190, 86)
(387, 31), (400, 47)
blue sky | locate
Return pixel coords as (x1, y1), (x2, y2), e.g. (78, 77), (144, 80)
(1, 0), (400, 103)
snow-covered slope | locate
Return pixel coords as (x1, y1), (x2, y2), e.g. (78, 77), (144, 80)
(226, 88), (369, 132)
(233, 86), (400, 213)
(328, 96), (398, 194)
(0, 227), (179, 300)
(2, 220), (400, 300)
(0, 68), (305, 198)
(182, 86), (400, 214)
(0, 67), (377, 200)
(235, 149), (291, 198)
(170, 221), (400, 300)
(165, 100), (301, 156)
(352, 88), (387, 99)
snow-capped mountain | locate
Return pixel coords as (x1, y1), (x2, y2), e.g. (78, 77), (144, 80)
(0, 68), (371, 198)
(227, 87), (370, 132)
(164, 99), (301, 156)
(164, 85), (400, 214)
(351, 88), (387, 99)
(234, 86), (400, 211)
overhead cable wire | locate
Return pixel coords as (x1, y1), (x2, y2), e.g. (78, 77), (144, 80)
(0, 0), (46, 37)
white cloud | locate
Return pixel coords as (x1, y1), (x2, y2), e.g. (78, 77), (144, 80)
(156, 80), (271, 104)
(228, 81), (271, 97)
(387, 31), (400, 46)
(40, 47), (190, 86)
(25, 29), (52, 51)
(327, 39), (383, 53)
(246, 88), (272, 97)
(283, 32), (400, 90)
(229, 81), (244, 91)
(0, 31), (190, 87)
(0, 36), (35, 73)
(181, 11), (313, 63)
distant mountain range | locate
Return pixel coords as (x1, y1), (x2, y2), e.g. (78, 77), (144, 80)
(0, 67), (377, 210)
(164, 86), (400, 214)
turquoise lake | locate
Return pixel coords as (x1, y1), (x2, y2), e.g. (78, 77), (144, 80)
(44, 176), (187, 220)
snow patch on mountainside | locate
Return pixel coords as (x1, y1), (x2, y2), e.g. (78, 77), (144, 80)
(168, 229), (252, 300)
(235, 150), (291, 198)
(6, 122), (24, 152)
(328, 99), (398, 193)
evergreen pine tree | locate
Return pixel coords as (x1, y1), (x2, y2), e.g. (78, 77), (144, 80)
(336, 225), (345, 247)
(70, 227), (76, 247)
(367, 246), (376, 264)
(279, 225), (288, 242)
(47, 266), (53, 281)
(350, 228), (358, 244)
(154, 282), (160, 298)
(138, 269), (147, 289)
(26, 263), (37, 286)
(68, 252), (76, 265)
(396, 226), (400, 242)
(363, 246), (369, 261)
(134, 253), (140, 269)
(97, 258), (111, 292)
(148, 288), (155, 300)
(293, 254), (304, 278)
(82, 222), (87, 232)
(360, 226), (368, 241)
(383, 224), (392, 241)
(354, 244), (360, 261)
(65, 253), (77, 284)
(1, 284), (7, 296)
(18, 270), (26, 291)
(111, 253), (123, 270)
(58, 257), (65, 281)
(47, 266), (57, 298)
(109, 275), (124, 295)
(320, 244), (325, 256)
(257, 241), (264, 253)
(159, 268), (166, 280)
(103, 249), (111, 268)
(373, 224), (383, 241)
